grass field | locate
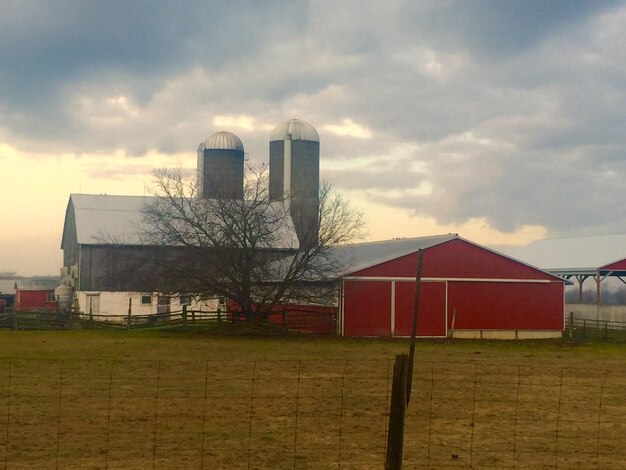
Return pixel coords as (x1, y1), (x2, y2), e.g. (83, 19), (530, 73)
(1, 329), (626, 469)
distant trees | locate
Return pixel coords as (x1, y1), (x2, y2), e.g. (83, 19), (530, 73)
(138, 164), (364, 320)
(564, 286), (626, 305)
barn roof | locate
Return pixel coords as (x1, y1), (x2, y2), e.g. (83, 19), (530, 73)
(62, 193), (299, 249)
(497, 234), (626, 275)
(14, 279), (60, 291)
(336, 234), (458, 274)
(0, 279), (17, 295)
(65, 194), (153, 245)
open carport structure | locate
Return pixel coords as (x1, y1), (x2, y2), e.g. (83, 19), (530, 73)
(338, 234), (566, 339)
(501, 234), (626, 304)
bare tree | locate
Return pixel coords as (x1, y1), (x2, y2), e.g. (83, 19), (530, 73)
(139, 164), (365, 320)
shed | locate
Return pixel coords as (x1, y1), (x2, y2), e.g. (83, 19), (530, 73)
(339, 235), (566, 339)
(14, 279), (60, 310)
(0, 279), (17, 308)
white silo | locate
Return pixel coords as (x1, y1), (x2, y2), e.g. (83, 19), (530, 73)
(269, 119), (320, 247)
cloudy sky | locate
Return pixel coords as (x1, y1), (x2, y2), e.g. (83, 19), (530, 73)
(1, 0), (625, 275)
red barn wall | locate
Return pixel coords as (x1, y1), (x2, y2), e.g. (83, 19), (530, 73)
(447, 281), (563, 330)
(342, 238), (564, 337)
(16, 290), (54, 310)
(394, 281), (446, 337)
(351, 238), (553, 281)
(343, 280), (391, 336)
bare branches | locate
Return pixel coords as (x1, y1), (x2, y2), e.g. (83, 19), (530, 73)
(135, 164), (364, 319)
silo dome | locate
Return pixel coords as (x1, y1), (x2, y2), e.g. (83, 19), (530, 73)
(201, 131), (244, 151)
(270, 119), (319, 142)
(197, 131), (245, 199)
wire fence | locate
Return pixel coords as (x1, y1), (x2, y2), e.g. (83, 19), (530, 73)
(1, 358), (626, 469)
(567, 314), (626, 341)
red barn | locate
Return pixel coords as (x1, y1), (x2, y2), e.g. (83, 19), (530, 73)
(14, 279), (60, 311)
(339, 235), (566, 339)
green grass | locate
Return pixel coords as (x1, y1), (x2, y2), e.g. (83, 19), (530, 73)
(1, 330), (626, 469)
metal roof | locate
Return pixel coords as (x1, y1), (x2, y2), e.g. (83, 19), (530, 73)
(496, 234), (626, 275)
(64, 194), (298, 249)
(334, 234), (458, 274)
(0, 279), (16, 295)
(199, 131), (244, 151)
(270, 119), (319, 142)
(15, 279), (60, 291)
(68, 194), (153, 245)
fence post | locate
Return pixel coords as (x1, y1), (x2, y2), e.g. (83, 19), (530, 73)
(283, 308), (288, 328)
(216, 307), (221, 323)
(182, 304), (187, 329)
(385, 353), (409, 470)
(604, 321), (608, 341)
(127, 298), (132, 330)
(569, 312), (574, 338)
(583, 319), (587, 337)
(12, 310), (18, 330)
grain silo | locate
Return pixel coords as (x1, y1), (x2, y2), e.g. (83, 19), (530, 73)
(269, 119), (320, 247)
(197, 131), (244, 199)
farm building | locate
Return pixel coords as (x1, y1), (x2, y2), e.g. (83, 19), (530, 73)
(0, 279), (16, 308)
(14, 279), (60, 311)
(500, 234), (626, 302)
(499, 234), (626, 322)
(337, 234), (567, 339)
(58, 118), (567, 337)
(59, 119), (316, 317)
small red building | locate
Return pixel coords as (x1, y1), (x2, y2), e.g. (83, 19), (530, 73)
(14, 279), (60, 311)
(340, 235), (566, 339)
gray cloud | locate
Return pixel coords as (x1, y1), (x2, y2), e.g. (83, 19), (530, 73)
(1, 0), (625, 237)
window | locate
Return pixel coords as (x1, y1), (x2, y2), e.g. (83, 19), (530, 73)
(140, 294), (152, 305)
(179, 295), (191, 306)
(157, 296), (171, 315)
(47, 292), (56, 302)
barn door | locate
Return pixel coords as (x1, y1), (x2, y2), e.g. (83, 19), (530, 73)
(393, 281), (446, 337)
(157, 295), (171, 315)
(86, 294), (100, 316)
(342, 280), (392, 336)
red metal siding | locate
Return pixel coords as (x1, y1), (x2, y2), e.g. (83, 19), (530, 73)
(15, 290), (54, 310)
(343, 280), (391, 336)
(351, 238), (556, 281)
(394, 281), (446, 337)
(447, 281), (563, 330)
(600, 258), (626, 271)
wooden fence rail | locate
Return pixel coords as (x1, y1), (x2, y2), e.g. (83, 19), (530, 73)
(0, 307), (337, 334)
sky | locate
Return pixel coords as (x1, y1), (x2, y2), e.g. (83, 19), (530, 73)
(1, 0), (625, 276)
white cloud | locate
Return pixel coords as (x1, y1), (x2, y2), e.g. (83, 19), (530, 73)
(213, 115), (257, 131)
(322, 119), (372, 139)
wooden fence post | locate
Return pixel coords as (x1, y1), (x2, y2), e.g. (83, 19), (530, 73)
(12, 311), (18, 331)
(127, 298), (132, 330)
(283, 308), (288, 328)
(182, 304), (187, 329)
(604, 321), (608, 340)
(216, 307), (221, 323)
(568, 312), (574, 338)
(385, 353), (409, 470)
